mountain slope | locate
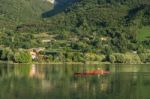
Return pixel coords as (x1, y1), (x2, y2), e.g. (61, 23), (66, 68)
(43, 0), (150, 51)
(0, 0), (51, 29)
(0, 0), (149, 52)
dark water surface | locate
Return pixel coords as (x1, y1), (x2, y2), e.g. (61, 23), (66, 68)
(0, 64), (150, 99)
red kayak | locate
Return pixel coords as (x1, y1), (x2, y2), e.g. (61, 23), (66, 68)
(74, 70), (110, 76)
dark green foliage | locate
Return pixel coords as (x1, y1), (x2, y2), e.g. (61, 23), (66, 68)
(0, 48), (11, 60)
(0, 0), (51, 29)
(142, 39), (150, 48)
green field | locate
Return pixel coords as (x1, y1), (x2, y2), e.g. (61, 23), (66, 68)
(138, 27), (150, 41)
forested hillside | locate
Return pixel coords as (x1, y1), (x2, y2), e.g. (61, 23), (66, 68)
(0, 0), (51, 29)
(0, 0), (149, 63)
(17, 0), (149, 50)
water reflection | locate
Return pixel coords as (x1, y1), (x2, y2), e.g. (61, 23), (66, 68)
(0, 64), (150, 99)
(29, 64), (45, 79)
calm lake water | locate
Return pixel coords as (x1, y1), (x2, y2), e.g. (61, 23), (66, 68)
(0, 63), (150, 99)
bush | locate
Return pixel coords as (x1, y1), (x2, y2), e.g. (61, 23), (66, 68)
(123, 53), (141, 64)
(139, 53), (150, 63)
(109, 55), (116, 63)
(1, 50), (8, 60)
(14, 51), (32, 63)
(7, 51), (14, 61)
(0, 48), (12, 61)
(112, 53), (141, 63)
(112, 53), (124, 63)
(85, 53), (105, 62)
(48, 55), (53, 61)
(72, 52), (84, 62)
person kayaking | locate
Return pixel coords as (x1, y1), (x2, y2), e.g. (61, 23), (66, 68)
(97, 67), (104, 74)
(74, 67), (110, 76)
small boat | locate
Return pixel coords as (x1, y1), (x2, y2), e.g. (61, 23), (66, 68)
(74, 70), (110, 76)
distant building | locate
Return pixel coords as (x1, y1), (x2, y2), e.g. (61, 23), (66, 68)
(33, 48), (45, 53)
(100, 37), (108, 41)
(29, 48), (45, 60)
(30, 51), (37, 60)
(45, 0), (55, 4)
(41, 39), (56, 43)
(42, 40), (51, 43)
(132, 51), (137, 54)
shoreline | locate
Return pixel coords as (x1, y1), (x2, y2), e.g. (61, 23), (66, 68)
(0, 60), (149, 65)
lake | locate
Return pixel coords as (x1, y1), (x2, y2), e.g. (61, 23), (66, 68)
(0, 63), (150, 99)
